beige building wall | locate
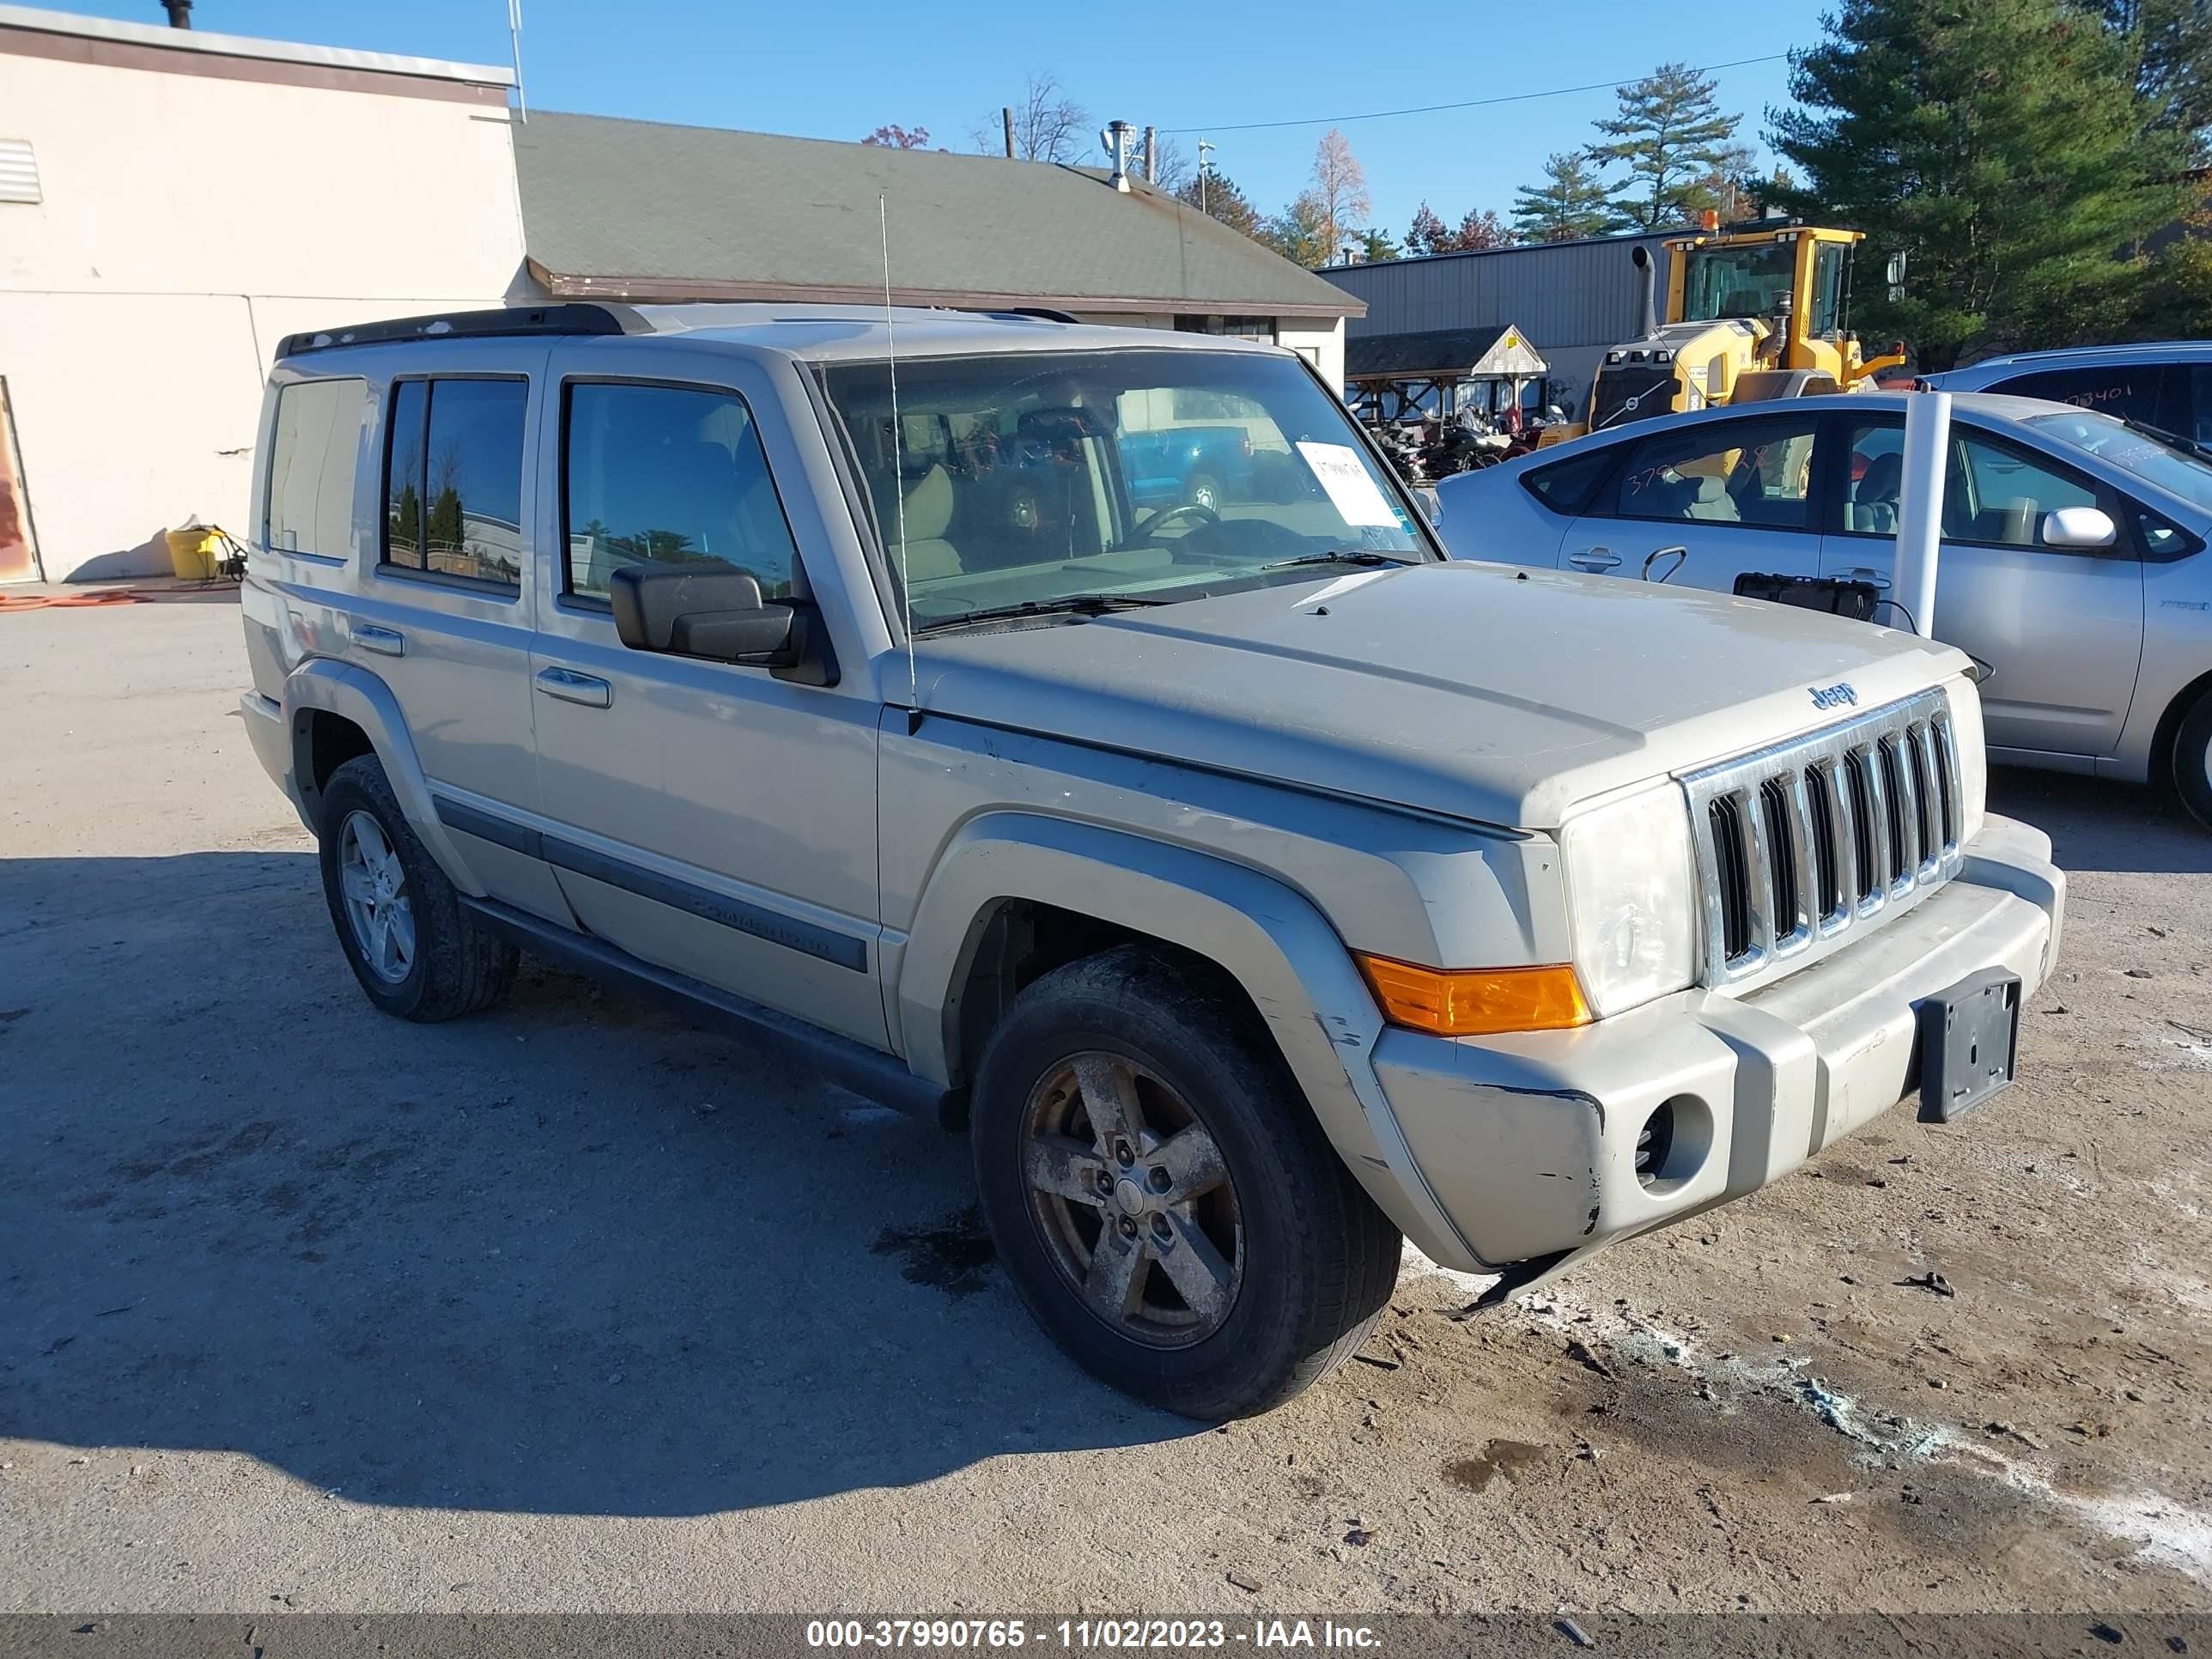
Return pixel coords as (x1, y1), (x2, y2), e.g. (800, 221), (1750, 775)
(0, 7), (523, 580)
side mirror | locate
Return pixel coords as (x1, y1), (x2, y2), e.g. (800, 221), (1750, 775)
(1413, 485), (1443, 527)
(610, 564), (798, 665)
(2042, 506), (2117, 550)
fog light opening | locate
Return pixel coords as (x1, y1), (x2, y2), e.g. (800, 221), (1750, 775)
(1635, 1093), (1713, 1193)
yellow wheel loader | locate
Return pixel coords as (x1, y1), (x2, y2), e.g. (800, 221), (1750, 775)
(1539, 218), (1908, 446)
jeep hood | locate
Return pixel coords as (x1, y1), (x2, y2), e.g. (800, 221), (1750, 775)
(906, 561), (1967, 830)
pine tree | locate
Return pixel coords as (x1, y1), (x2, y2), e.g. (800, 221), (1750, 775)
(1352, 227), (1404, 263)
(1590, 63), (1740, 229)
(1771, 0), (2192, 368)
(2101, 0), (2212, 152)
(1510, 153), (1619, 242)
(1176, 168), (1266, 241)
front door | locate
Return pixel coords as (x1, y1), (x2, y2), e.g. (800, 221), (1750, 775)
(526, 348), (884, 1047)
(1821, 417), (2145, 757)
(1563, 410), (1826, 592)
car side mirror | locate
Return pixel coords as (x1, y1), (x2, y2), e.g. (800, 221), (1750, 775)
(609, 564), (799, 666)
(2041, 506), (2117, 550)
(1413, 485), (1443, 527)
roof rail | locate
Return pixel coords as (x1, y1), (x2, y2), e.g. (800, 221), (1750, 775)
(275, 303), (642, 359)
(945, 306), (1081, 325)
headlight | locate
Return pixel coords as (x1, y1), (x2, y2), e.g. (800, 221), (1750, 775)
(1946, 674), (1988, 844)
(1558, 783), (1699, 1018)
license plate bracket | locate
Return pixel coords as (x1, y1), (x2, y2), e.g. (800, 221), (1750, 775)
(1917, 969), (2021, 1123)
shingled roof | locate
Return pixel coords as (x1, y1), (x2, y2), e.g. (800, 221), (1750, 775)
(514, 111), (1362, 319)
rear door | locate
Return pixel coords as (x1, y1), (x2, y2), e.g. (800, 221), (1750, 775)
(362, 353), (569, 921)
(1820, 415), (2145, 757)
(1560, 410), (1826, 591)
(526, 344), (884, 1047)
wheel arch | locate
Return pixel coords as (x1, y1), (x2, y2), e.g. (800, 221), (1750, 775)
(282, 659), (488, 897)
(898, 811), (1479, 1270)
(2148, 664), (2212, 795)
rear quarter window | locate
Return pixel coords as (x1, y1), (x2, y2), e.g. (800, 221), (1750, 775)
(1521, 447), (1615, 515)
(264, 378), (367, 558)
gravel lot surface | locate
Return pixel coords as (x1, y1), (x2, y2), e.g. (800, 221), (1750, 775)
(3, 598), (2209, 1614)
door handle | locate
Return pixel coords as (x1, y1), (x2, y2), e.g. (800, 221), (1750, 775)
(1844, 566), (1893, 592)
(534, 666), (613, 708)
(1568, 546), (1623, 572)
(355, 623), (406, 658)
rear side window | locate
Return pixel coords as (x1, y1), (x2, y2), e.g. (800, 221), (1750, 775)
(381, 377), (527, 586)
(1521, 447), (1614, 515)
(264, 378), (365, 557)
(1991, 365), (2163, 426)
(562, 380), (798, 603)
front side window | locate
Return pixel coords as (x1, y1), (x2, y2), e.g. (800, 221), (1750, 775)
(1680, 241), (1797, 322)
(264, 377), (365, 557)
(818, 348), (1426, 630)
(1944, 430), (2099, 548)
(381, 377), (527, 586)
(563, 381), (798, 603)
(1613, 416), (1818, 531)
(1844, 420), (2106, 549)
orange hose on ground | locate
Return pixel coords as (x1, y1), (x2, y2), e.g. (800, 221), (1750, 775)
(0, 591), (144, 612)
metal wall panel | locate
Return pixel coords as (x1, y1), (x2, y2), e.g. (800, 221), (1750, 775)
(1321, 233), (1675, 355)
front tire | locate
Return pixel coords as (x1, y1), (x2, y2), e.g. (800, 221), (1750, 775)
(317, 755), (519, 1021)
(970, 945), (1400, 1419)
(2175, 687), (2212, 830)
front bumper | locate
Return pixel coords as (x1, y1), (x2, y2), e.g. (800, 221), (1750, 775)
(1374, 813), (2064, 1273)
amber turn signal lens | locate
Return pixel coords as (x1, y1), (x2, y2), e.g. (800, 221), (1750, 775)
(1354, 956), (1594, 1037)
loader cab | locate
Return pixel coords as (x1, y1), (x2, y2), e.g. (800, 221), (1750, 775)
(1667, 224), (1859, 380)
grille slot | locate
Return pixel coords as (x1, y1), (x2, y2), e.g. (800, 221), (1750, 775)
(1709, 793), (1752, 964)
(1844, 748), (1879, 903)
(1804, 763), (1844, 923)
(1684, 689), (1965, 988)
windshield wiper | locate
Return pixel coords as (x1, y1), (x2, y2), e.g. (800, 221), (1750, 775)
(1257, 549), (1416, 572)
(918, 592), (1172, 633)
(2123, 418), (2212, 461)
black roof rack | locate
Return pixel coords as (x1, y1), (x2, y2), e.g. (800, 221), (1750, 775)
(275, 303), (643, 359)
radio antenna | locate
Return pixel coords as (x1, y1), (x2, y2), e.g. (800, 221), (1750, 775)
(881, 194), (919, 732)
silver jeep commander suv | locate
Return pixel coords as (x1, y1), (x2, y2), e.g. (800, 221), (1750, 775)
(240, 303), (2065, 1419)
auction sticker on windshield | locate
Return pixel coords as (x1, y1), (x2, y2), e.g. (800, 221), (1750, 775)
(1295, 441), (1401, 527)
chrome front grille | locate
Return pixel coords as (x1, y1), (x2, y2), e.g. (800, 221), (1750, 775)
(1682, 689), (1964, 987)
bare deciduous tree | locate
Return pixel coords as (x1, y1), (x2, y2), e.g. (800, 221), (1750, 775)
(1307, 128), (1371, 264)
(971, 72), (1089, 162)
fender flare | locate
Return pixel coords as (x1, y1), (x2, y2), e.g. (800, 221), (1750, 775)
(282, 657), (488, 898)
(898, 811), (1481, 1271)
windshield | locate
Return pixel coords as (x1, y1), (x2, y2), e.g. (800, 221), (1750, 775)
(818, 348), (1428, 630)
(1681, 241), (1796, 322)
(2027, 406), (2212, 513)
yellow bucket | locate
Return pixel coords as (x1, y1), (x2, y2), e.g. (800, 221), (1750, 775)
(165, 526), (223, 580)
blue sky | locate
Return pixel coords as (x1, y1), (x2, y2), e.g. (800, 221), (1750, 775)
(46, 0), (1832, 235)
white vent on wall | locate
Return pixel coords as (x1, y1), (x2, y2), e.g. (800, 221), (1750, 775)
(0, 139), (41, 204)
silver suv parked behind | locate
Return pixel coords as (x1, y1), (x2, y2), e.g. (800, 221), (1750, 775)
(240, 304), (2064, 1419)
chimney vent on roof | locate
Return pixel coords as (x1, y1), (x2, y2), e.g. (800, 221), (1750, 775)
(161, 0), (191, 27)
(1102, 119), (1133, 192)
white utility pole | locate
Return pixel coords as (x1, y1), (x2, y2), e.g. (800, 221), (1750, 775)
(1197, 139), (1215, 214)
(1892, 390), (1950, 637)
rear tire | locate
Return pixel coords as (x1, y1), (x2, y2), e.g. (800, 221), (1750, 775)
(2173, 688), (2212, 829)
(970, 944), (1400, 1419)
(317, 755), (519, 1021)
